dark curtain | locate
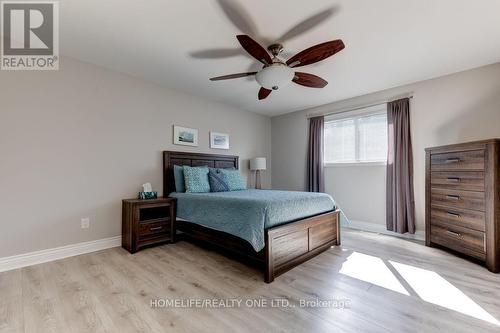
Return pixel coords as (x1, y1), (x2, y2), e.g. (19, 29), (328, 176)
(307, 116), (325, 192)
(386, 98), (416, 234)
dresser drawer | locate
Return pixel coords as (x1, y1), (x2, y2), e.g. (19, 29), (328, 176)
(430, 188), (485, 212)
(430, 223), (485, 260)
(431, 171), (484, 191)
(430, 206), (485, 232)
(431, 150), (484, 171)
(138, 220), (170, 238)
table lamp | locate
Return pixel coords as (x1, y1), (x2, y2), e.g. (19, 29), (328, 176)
(250, 157), (266, 189)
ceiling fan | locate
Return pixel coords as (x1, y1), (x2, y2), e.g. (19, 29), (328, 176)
(210, 35), (345, 100)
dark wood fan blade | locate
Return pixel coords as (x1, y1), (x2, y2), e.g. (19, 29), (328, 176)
(258, 87), (272, 100)
(286, 40), (345, 68)
(293, 72), (328, 88)
(236, 35), (272, 65)
(210, 72), (257, 81)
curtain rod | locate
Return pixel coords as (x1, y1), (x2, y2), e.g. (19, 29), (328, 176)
(307, 94), (414, 119)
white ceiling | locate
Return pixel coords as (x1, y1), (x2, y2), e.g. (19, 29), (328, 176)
(60, 0), (500, 116)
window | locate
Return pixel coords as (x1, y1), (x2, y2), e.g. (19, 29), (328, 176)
(324, 109), (388, 164)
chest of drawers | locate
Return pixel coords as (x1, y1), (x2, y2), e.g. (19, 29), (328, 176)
(425, 139), (500, 272)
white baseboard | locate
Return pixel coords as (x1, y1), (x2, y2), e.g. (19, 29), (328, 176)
(0, 236), (121, 273)
(0, 221), (423, 273)
(345, 220), (425, 241)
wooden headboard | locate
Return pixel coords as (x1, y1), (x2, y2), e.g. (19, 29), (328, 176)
(163, 151), (239, 196)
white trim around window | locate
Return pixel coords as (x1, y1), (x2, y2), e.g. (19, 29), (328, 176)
(324, 161), (387, 168)
(324, 105), (388, 165)
(324, 104), (387, 122)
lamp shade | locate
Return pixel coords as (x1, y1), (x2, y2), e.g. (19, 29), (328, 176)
(250, 157), (266, 171)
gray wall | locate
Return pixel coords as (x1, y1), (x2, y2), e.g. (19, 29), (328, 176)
(0, 57), (271, 258)
(325, 165), (386, 226)
(272, 62), (500, 231)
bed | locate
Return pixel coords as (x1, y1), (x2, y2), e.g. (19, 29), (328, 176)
(163, 151), (342, 283)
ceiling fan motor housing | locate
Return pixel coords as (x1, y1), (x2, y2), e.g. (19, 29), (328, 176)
(267, 43), (284, 57)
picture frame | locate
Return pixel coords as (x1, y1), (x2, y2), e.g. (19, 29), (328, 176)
(173, 126), (198, 147)
(210, 132), (230, 150)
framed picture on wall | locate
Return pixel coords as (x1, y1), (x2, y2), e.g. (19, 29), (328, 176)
(173, 126), (198, 147)
(210, 132), (230, 150)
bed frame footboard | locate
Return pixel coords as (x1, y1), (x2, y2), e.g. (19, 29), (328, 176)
(264, 210), (340, 283)
(176, 210), (341, 283)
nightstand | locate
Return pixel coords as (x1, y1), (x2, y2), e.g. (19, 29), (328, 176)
(122, 197), (176, 253)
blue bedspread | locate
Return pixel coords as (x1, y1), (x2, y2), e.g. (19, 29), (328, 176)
(171, 189), (348, 252)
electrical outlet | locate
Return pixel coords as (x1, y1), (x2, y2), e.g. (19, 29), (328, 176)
(81, 217), (90, 229)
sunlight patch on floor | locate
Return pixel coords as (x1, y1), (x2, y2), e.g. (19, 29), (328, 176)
(390, 261), (500, 326)
(339, 252), (409, 295)
(339, 251), (499, 326)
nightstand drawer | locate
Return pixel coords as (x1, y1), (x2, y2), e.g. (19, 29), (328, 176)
(138, 220), (170, 238)
(431, 150), (484, 171)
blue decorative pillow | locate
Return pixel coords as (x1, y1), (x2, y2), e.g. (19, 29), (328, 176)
(220, 169), (246, 191)
(183, 166), (210, 193)
(173, 165), (185, 192)
(208, 169), (230, 192)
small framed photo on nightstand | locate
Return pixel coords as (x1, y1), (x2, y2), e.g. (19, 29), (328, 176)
(210, 132), (229, 150)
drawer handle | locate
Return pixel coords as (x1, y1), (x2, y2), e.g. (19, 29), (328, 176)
(447, 212), (461, 218)
(447, 177), (460, 183)
(446, 195), (460, 200)
(150, 226), (163, 231)
(445, 158), (460, 164)
(446, 230), (463, 238)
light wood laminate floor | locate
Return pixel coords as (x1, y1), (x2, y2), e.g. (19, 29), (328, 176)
(2, 229), (500, 333)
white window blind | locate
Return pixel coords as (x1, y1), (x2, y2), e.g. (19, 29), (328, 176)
(324, 109), (388, 164)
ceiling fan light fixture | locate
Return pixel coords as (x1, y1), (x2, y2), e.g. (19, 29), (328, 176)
(209, 34), (344, 100)
(255, 63), (294, 90)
